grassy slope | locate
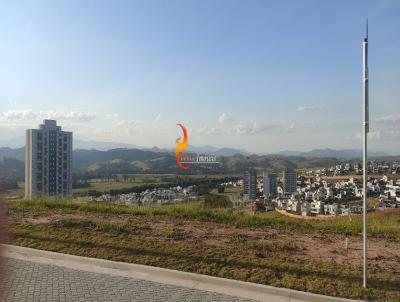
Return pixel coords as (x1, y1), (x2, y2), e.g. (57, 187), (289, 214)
(10, 199), (400, 238)
(72, 174), (238, 195)
(6, 199), (400, 302)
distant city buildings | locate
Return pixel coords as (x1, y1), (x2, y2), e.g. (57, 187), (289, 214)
(25, 120), (72, 199)
(238, 161), (400, 217)
(243, 167), (257, 200)
(263, 171), (277, 197)
(283, 169), (297, 194)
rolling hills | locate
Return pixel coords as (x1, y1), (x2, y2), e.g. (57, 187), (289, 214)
(0, 146), (341, 185)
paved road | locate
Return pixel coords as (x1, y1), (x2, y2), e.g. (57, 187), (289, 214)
(0, 258), (257, 302)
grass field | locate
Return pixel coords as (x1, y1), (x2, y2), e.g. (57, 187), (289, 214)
(73, 174), (238, 195)
(73, 180), (168, 193)
(5, 199), (400, 301)
(9, 199), (400, 238)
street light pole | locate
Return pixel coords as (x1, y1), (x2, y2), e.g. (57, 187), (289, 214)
(362, 20), (369, 289)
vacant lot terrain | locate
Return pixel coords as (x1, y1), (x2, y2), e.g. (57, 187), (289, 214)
(5, 199), (400, 301)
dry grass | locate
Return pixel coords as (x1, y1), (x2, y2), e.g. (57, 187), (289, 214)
(5, 198), (400, 301)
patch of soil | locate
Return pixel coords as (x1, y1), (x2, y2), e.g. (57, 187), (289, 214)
(10, 211), (400, 275)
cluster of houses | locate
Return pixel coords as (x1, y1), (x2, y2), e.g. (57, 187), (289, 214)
(86, 185), (199, 205)
(305, 160), (400, 177)
(238, 163), (400, 216)
(269, 174), (400, 216)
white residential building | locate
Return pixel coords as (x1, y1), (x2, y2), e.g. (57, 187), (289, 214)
(25, 120), (72, 199)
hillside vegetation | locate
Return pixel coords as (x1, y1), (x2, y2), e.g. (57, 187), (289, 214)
(0, 147), (340, 187)
(10, 199), (400, 238)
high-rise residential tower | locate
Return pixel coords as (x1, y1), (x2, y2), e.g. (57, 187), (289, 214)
(283, 169), (297, 194)
(25, 120), (73, 199)
(263, 171), (277, 198)
(243, 167), (257, 200)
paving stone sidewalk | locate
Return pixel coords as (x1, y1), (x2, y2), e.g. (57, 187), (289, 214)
(0, 258), (258, 302)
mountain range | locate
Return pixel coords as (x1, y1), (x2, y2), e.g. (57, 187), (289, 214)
(0, 144), (394, 163)
(0, 138), (397, 180)
(1, 144), (399, 187)
(0, 137), (249, 156)
(278, 148), (389, 159)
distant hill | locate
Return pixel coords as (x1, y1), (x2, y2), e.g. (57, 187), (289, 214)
(219, 154), (337, 173)
(72, 151), (339, 176)
(0, 147), (25, 161)
(0, 137), (25, 148)
(186, 145), (251, 156)
(1, 146), (397, 184)
(73, 139), (141, 150)
(278, 148), (388, 159)
(0, 137), (251, 156)
(0, 158), (24, 190)
(0, 136), (143, 150)
(73, 148), (170, 168)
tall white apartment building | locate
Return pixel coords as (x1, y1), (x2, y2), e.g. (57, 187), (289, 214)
(25, 120), (72, 199)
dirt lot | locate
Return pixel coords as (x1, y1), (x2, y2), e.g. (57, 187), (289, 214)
(5, 202), (400, 301)
(16, 212), (400, 275)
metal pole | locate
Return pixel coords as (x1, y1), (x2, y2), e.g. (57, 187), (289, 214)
(362, 20), (369, 289)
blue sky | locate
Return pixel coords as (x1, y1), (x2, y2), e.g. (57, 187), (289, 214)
(0, 0), (399, 154)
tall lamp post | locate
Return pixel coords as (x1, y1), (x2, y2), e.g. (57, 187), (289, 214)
(362, 20), (369, 289)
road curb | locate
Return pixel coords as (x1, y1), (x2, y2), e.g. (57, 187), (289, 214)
(1, 244), (363, 302)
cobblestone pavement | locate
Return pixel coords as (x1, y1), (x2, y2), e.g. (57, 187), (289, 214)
(0, 258), (258, 302)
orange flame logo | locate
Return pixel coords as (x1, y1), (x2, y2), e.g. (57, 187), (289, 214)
(176, 123), (189, 170)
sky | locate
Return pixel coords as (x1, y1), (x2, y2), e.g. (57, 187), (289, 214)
(0, 0), (399, 154)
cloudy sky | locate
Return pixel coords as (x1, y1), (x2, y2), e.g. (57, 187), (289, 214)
(0, 0), (399, 154)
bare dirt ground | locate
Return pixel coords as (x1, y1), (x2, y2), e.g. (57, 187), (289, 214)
(16, 211), (400, 275)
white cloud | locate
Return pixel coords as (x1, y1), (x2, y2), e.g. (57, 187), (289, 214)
(39, 111), (96, 122)
(114, 119), (143, 135)
(154, 113), (161, 123)
(384, 130), (400, 140)
(2, 110), (36, 120)
(375, 114), (400, 123)
(197, 120), (290, 137)
(1, 110), (96, 123)
(231, 124), (247, 135)
(355, 130), (381, 141)
(285, 123), (295, 133)
(196, 126), (217, 135)
(105, 113), (120, 120)
(297, 104), (327, 112)
(115, 120), (143, 128)
(218, 113), (230, 124)
(233, 122), (281, 135)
